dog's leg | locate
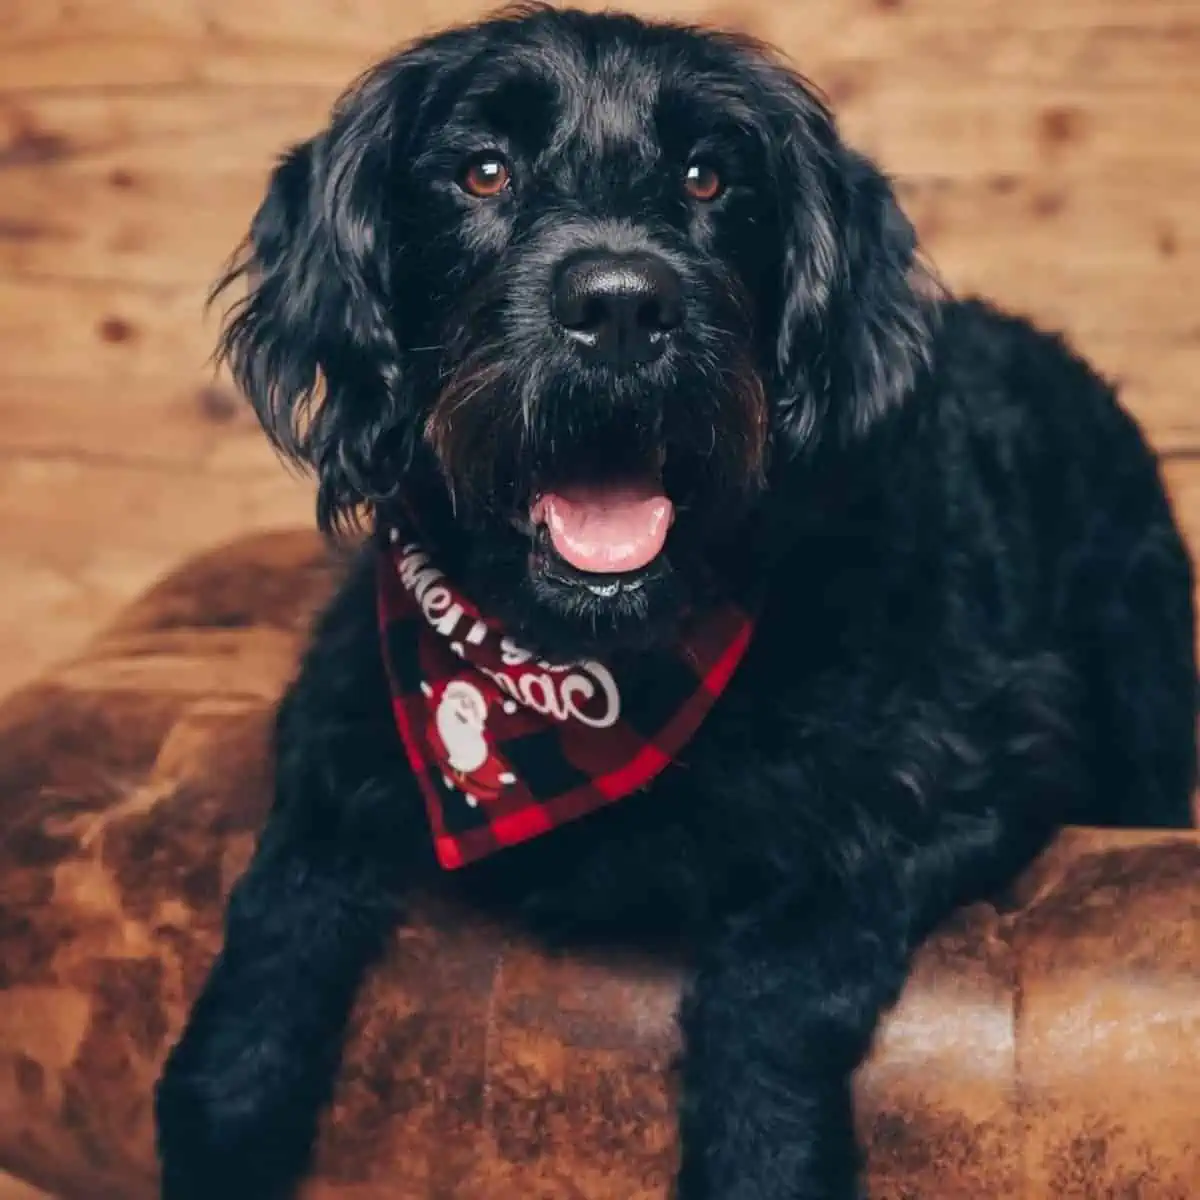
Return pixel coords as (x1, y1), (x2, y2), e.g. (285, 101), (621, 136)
(155, 560), (424, 1200)
(154, 823), (399, 1200)
(675, 866), (907, 1200)
(674, 827), (1028, 1200)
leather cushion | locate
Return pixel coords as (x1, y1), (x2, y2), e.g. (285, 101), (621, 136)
(0, 531), (1196, 1198)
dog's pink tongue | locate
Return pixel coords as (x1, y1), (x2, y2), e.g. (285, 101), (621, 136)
(535, 484), (674, 573)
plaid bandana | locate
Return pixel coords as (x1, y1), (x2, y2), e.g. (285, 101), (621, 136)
(377, 518), (758, 869)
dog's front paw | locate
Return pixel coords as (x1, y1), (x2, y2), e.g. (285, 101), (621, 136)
(155, 1036), (318, 1200)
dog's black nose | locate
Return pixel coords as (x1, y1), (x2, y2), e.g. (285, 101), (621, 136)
(552, 252), (683, 365)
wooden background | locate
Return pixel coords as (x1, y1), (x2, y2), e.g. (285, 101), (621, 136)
(1, 0), (1198, 701)
(0, 4), (1196, 1196)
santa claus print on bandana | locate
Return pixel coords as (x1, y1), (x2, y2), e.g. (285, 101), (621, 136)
(378, 521), (757, 868)
(421, 677), (518, 807)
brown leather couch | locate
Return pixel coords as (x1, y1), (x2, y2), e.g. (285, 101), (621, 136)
(0, 531), (1196, 1199)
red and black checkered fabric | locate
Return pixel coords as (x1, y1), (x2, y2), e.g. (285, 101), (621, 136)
(377, 521), (758, 869)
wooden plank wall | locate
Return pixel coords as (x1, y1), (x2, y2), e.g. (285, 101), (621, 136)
(1, 0), (1198, 696)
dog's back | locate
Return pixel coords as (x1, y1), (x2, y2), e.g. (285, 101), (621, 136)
(927, 298), (1197, 827)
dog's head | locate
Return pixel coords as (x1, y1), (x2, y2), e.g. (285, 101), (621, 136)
(215, 3), (933, 656)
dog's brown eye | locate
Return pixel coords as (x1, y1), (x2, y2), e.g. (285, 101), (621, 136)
(684, 161), (723, 202)
(460, 154), (512, 198)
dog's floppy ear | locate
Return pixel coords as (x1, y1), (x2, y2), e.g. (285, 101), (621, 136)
(775, 134), (934, 451)
(213, 60), (426, 533)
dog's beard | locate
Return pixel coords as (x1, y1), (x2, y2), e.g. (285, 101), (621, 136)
(424, 274), (768, 525)
(417, 290), (768, 657)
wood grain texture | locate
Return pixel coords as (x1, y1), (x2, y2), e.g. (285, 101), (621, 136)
(1165, 458), (1200, 570)
(0, 455), (313, 697)
(0, 0), (1197, 699)
(3, 0), (1198, 90)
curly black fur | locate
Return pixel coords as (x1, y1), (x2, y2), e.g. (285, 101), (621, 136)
(155, 7), (1197, 1198)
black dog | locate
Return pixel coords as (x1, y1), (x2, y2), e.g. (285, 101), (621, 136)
(155, 6), (1198, 1197)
